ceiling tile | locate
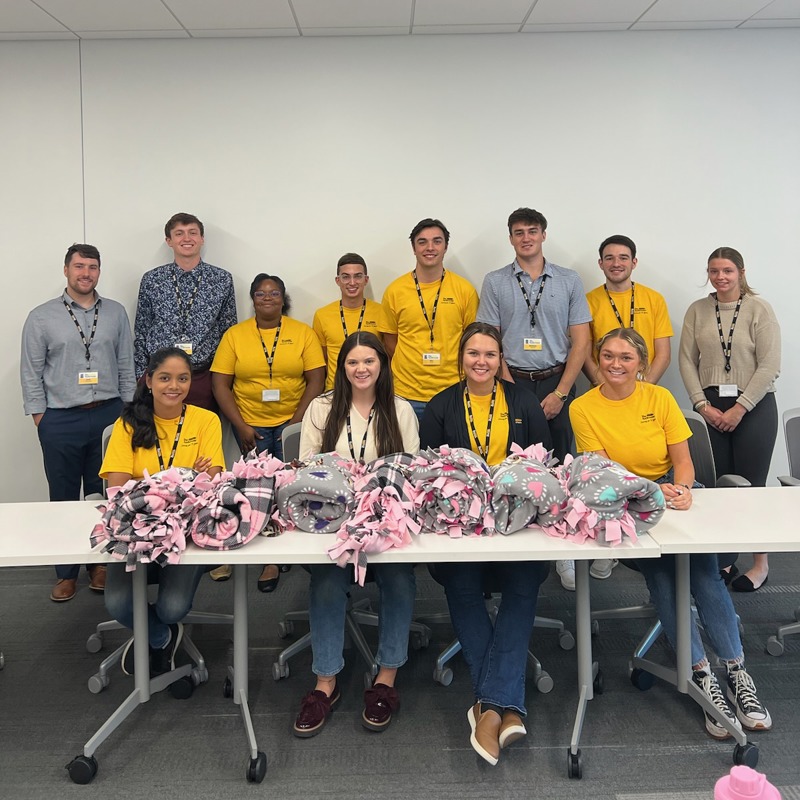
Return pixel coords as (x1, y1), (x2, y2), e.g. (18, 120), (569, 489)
(35, 0), (182, 32)
(293, 0), (412, 29)
(302, 27), (409, 36)
(741, 17), (800, 25)
(414, 23), (522, 34)
(165, 0), (297, 30)
(633, 19), (740, 29)
(522, 22), (632, 32)
(0, 0), (70, 32)
(751, 0), (800, 17)
(413, 0), (533, 26)
(641, 0), (773, 22)
(188, 27), (299, 38)
(75, 29), (190, 39)
(527, 0), (653, 24)
(0, 29), (76, 39)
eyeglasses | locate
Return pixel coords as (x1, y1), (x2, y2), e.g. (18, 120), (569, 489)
(337, 273), (365, 283)
(253, 290), (282, 300)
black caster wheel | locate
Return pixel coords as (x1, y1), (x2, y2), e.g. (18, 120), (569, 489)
(170, 675), (195, 700)
(630, 668), (655, 691)
(593, 670), (604, 695)
(272, 661), (290, 681)
(410, 632), (429, 651)
(223, 677), (233, 699)
(733, 743), (759, 768)
(766, 636), (784, 657)
(66, 755), (98, 784)
(247, 751), (267, 783)
(567, 749), (582, 779)
(280, 565), (291, 573)
(559, 631), (576, 650)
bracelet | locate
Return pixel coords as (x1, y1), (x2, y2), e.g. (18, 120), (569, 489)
(553, 389), (568, 402)
(693, 400), (710, 411)
(678, 483), (691, 491)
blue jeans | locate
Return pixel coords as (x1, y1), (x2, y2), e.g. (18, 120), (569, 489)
(435, 561), (550, 715)
(406, 400), (427, 426)
(308, 563), (416, 676)
(105, 562), (206, 649)
(636, 554), (743, 665)
(235, 423), (286, 459)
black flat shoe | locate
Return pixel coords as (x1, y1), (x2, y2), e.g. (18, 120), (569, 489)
(257, 566), (280, 593)
(720, 564), (739, 586)
(731, 573), (768, 592)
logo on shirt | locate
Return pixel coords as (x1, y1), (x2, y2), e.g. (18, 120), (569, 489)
(499, 411), (509, 421)
(440, 296), (455, 304)
(640, 413), (655, 423)
(183, 436), (198, 445)
(280, 337), (295, 345)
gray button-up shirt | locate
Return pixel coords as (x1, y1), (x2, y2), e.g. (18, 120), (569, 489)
(477, 259), (591, 370)
(20, 291), (136, 415)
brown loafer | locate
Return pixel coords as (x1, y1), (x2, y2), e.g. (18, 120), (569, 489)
(293, 685), (340, 738)
(50, 578), (77, 602)
(467, 702), (502, 765)
(362, 682), (400, 731)
(498, 709), (527, 748)
(88, 565), (107, 592)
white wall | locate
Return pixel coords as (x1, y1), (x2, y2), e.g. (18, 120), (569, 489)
(4, 29), (798, 502)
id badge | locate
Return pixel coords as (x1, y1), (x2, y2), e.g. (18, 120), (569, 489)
(523, 337), (543, 351)
(78, 371), (99, 385)
(422, 352), (441, 366)
(262, 389), (281, 402)
(719, 384), (739, 397)
(176, 342), (193, 355)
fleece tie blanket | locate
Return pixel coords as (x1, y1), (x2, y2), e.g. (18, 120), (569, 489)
(327, 452), (422, 585)
(490, 443), (567, 534)
(273, 453), (357, 533)
(410, 446), (494, 537)
(541, 453), (666, 545)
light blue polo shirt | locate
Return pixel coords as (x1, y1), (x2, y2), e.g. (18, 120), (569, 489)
(477, 259), (591, 371)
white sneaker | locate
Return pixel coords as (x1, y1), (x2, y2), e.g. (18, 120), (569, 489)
(556, 560), (576, 591)
(727, 667), (772, 731)
(692, 669), (742, 740)
(590, 559), (618, 580)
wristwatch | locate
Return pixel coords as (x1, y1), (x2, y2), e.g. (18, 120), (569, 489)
(693, 399), (710, 411)
(553, 389), (568, 402)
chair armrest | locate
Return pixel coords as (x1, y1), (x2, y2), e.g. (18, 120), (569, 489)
(715, 474), (751, 488)
(778, 476), (800, 487)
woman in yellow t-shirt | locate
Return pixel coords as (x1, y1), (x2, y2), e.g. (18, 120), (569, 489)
(211, 274), (325, 592)
(102, 347), (225, 677)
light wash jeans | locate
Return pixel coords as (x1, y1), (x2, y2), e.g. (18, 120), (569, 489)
(308, 563), (416, 676)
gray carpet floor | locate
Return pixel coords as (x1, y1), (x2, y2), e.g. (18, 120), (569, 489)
(1, 556), (799, 799)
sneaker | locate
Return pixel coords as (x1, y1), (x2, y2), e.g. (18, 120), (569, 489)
(151, 623), (184, 676)
(209, 564), (232, 582)
(692, 669), (742, 740)
(498, 710), (526, 749)
(590, 559), (618, 580)
(727, 667), (772, 731)
(467, 702), (502, 765)
(556, 560), (576, 591)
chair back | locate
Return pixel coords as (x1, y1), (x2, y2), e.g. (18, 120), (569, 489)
(784, 407), (800, 479)
(682, 409), (717, 488)
(281, 422), (303, 462)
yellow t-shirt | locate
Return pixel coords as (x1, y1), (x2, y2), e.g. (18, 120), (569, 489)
(569, 381), (691, 481)
(586, 283), (673, 369)
(463, 383), (510, 467)
(312, 299), (385, 390)
(211, 316), (325, 427)
(100, 405), (225, 480)
(380, 271), (479, 402)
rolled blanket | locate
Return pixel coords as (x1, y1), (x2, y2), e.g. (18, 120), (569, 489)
(490, 443), (567, 534)
(541, 453), (665, 545)
(410, 446), (494, 537)
(327, 452), (422, 585)
(274, 453), (357, 533)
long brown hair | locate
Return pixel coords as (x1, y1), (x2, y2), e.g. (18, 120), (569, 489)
(320, 332), (405, 457)
(707, 247), (757, 296)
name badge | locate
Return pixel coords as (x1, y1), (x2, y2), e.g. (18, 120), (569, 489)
(718, 384), (739, 397)
(176, 342), (193, 355)
(262, 389), (281, 402)
(524, 337), (543, 351)
(78, 371), (99, 385)
(422, 352), (441, 365)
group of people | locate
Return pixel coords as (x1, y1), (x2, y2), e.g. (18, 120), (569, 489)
(20, 207), (781, 765)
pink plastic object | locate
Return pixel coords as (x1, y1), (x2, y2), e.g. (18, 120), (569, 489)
(714, 766), (781, 800)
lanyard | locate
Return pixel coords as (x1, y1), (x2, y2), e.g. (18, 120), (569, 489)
(714, 294), (742, 373)
(464, 381), (497, 461)
(257, 318), (282, 384)
(339, 300), (366, 339)
(171, 270), (201, 336)
(514, 269), (547, 330)
(346, 406), (375, 462)
(604, 282), (636, 328)
(413, 269), (445, 348)
(155, 404), (186, 471)
(62, 298), (99, 364)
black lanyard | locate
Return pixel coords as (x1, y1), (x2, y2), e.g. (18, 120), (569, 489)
(464, 381), (497, 461)
(346, 406), (375, 462)
(171, 269), (201, 336)
(514, 269), (547, 330)
(339, 300), (366, 339)
(257, 318), (282, 384)
(156, 404), (186, 471)
(62, 298), (98, 364)
(604, 282), (635, 329)
(714, 294), (743, 373)
(413, 269), (445, 348)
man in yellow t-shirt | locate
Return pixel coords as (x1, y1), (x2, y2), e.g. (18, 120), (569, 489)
(584, 235), (673, 386)
(380, 218), (479, 422)
(312, 253), (385, 391)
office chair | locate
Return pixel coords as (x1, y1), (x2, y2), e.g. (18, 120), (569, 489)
(591, 409), (749, 689)
(766, 407), (800, 656)
(272, 422), (432, 684)
(86, 424), (234, 696)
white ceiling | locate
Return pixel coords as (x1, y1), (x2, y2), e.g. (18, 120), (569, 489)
(1, 0), (799, 40)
